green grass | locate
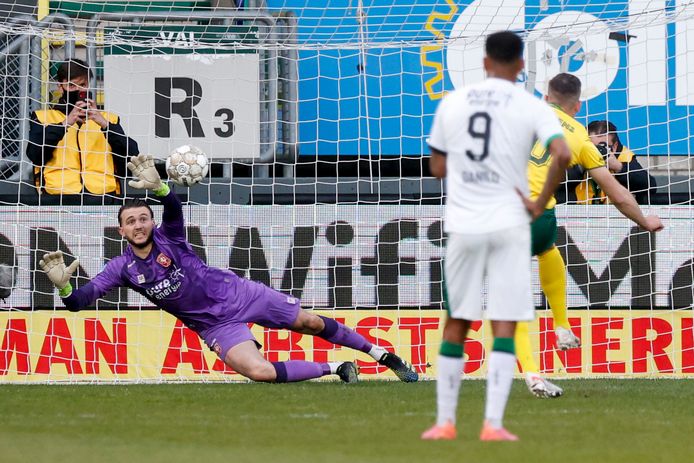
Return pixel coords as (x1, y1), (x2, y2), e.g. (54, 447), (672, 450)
(0, 380), (691, 463)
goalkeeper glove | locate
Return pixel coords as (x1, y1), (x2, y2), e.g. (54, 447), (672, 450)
(127, 153), (164, 192)
(39, 251), (79, 297)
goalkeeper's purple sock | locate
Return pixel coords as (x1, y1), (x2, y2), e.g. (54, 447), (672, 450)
(272, 361), (329, 383)
(317, 316), (371, 353)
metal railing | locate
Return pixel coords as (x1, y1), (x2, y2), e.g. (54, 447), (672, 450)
(0, 8), (297, 182)
(85, 9), (298, 170)
(0, 13), (76, 180)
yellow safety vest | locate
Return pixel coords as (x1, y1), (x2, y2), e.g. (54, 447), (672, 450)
(34, 109), (121, 195)
(575, 147), (636, 204)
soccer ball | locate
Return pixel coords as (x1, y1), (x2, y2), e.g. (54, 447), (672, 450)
(165, 145), (209, 187)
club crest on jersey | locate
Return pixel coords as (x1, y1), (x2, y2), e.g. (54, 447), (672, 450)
(156, 253), (172, 268)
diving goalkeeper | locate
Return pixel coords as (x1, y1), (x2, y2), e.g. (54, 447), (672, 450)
(39, 154), (418, 384)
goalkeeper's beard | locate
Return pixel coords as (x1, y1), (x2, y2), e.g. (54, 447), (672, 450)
(126, 230), (154, 250)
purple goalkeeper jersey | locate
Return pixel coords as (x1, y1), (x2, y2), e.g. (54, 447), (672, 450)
(63, 191), (266, 333)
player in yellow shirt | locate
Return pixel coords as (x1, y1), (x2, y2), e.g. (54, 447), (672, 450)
(519, 73), (664, 398)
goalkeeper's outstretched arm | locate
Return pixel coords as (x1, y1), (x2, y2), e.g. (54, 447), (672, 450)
(159, 185), (186, 240)
(39, 251), (123, 312)
(127, 153), (185, 240)
(61, 281), (103, 312)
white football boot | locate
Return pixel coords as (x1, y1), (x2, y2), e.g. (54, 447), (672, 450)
(525, 373), (564, 398)
(555, 326), (581, 351)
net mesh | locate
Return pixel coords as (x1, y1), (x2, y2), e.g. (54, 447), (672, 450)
(1, 0), (693, 382)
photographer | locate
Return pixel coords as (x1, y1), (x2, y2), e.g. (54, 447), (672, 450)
(26, 59), (139, 205)
(574, 120), (655, 204)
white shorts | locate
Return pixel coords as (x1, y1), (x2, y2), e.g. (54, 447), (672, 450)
(444, 225), (534, 322)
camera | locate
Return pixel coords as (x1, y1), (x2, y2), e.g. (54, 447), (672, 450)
(596, 141), (610, 161)
(77, 90), (93, 102)
(64, 90), (94, 110)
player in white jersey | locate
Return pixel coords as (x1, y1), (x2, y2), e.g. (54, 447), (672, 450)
(421, 31), (571, 442)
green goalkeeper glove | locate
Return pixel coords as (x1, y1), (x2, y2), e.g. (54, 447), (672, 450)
(39, 251), (79, 297)
(127, 153), (163, 191)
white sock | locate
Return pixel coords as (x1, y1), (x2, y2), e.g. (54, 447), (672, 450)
(436, 355), (464, 426)
(484, 351), (516, 429)
(328, 362), (342, 374)
(368, 345), (387, 361)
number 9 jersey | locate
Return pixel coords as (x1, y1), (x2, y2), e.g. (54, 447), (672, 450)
(428, 78), (563, 235)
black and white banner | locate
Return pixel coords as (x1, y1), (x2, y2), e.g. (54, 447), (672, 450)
(0, 205), (691, 310)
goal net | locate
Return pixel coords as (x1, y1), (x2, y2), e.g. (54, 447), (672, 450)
(1, 0), (693, 382)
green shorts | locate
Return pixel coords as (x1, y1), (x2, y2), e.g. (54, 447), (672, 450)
(531, 208), (557, 256)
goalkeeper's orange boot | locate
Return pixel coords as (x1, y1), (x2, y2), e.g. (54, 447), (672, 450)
(479, 421), (519, 441)
(421, 421), (457, 440)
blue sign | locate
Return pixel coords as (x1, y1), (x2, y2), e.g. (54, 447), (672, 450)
(267, 0), (692, 156)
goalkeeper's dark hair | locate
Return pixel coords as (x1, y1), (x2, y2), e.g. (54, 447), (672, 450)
(548, 73), (582, 104)
(485, 31), (524, 63)
(587, 120), (621, 145)
(118, 199), (154, 225)
(56, 59), (93, 83)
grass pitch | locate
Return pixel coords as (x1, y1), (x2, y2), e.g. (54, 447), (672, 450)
(1, 379), (691, 463)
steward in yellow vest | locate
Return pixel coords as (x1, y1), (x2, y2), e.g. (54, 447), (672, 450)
(26, 59), (139, 203)
(27, 105), (138, 198)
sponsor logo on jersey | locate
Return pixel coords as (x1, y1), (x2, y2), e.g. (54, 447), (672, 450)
(287, 296), (297, 305)
(137, 274), (146, 284)
(156, 253), (172, 268)
(144, 265), (185, 300)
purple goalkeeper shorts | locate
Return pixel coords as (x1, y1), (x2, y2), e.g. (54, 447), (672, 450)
(201, 284), (302, 360)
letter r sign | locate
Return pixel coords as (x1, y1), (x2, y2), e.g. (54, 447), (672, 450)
(104, 53), (260, 159)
